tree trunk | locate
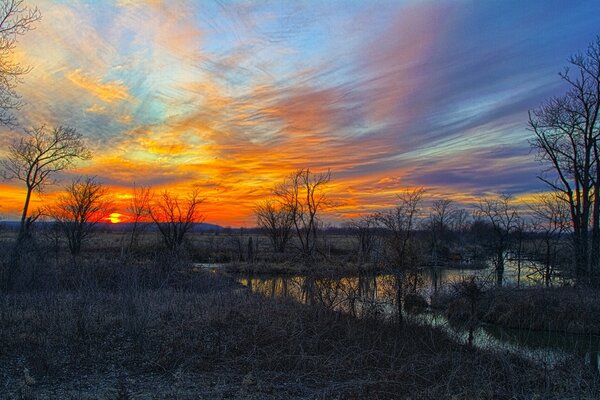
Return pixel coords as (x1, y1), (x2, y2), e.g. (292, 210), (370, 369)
(18, 186), (33, 240)
(496, 249), (504, 287)
(545, 240), (551, 288)
(592, 181), (600, 286)
(395, 273), (403, 327)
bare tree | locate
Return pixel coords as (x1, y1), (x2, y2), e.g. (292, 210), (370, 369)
(529, 36), (600, 284)
(47, 176), (112, 255)
(349, 214), (378, 264)
(0, 0), (41, 125)
(451, 207), (471, 253)
(476, 194), (520, 287)
(377, 188), (425, 269)
(376, 187), (424, 325)
(427, 198), (456, 265)
(255, 199), (294, 253)
(512, 218), (528, 288)
(529, 192), (571, 287)
(275, 168), (331, 258)
(1, 126), (90, 239)
(126, 184), (151, 254)
(149, 188), (204, 253)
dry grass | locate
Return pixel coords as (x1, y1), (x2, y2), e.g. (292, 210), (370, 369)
(1, 280), (599, 398)
(0, 235), (599, 399)
(441, 285), (600, 335)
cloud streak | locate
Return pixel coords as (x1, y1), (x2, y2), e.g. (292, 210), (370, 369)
(0, 0), (598, 225)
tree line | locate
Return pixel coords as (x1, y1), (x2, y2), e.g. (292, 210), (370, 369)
(0, 2), (599, 288)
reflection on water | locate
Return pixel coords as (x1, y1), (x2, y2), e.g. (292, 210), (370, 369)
(238, 260), (572, 311)
(236, 263), (599, 371)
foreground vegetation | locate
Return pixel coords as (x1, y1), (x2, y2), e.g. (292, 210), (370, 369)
(1, 234), (599, 400)
(442, 285), (600, 335)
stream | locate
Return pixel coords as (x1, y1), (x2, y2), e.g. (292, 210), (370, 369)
(228, 261), (600, 371)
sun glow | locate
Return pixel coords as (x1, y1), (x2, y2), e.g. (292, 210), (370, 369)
(0, 0), (594, 227)
(107, 213), (123, 224)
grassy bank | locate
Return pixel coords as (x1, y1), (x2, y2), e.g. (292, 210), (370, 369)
(1, 278), (599, 398)
(441, 285), (600, 335)
(1, 235), (599, 399)
(3, 291), (599, 399)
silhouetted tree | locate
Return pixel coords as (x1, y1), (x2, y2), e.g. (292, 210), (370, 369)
(452, 276), (483, 347)
(427, 198), (456, 265)
(0, 0), (41, 125)
(378, 188), (424, 269)
(476, 194), (520, 287)
(275, 168), (331, 258)
(255, 199), (294, 253)
(376, 187), (424, 325)
(529, 36), (600, 284)
(529, 191), (571, 286)
(349, 214), (378, 264)
(149, 188), (204, 252)
(47, 176), (112, 255)
(1, 126), (90, 240)
(126, 184), (151, 254)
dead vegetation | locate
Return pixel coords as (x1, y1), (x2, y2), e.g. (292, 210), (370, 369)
(442, 285), (600, 335)
(0, 236), (599, 399)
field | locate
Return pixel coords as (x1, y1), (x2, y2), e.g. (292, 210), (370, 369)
(1, 228), (599, 399)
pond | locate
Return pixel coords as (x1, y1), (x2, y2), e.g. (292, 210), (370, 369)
(234, 261), (600, 372)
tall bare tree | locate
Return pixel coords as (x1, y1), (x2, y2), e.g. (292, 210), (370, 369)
(255, 199), (294, 253)
(1, 126), (90, 239)
(149, 188), (204, 253)
(529, 36), (600, 284)
(47, 176), (112, 255)
(275, 168), (330, 258)
(0, 0), (41, 125)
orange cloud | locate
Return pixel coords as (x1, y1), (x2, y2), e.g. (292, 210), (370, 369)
(86, 103), (107, 113)
(67, 70), (131, 103)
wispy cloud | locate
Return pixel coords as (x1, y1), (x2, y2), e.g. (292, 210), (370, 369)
(0, 0), (598, 225)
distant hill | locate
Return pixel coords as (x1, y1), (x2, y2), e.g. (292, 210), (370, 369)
(0, 220), (225, 232)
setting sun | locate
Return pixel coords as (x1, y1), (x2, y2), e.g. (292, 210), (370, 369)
(107, 213), (123, 224)
(0, 0), (597, 226)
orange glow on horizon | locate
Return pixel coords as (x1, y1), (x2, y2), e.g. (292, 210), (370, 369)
(107, 213), (123, 224)
(0, 178), (553, 227)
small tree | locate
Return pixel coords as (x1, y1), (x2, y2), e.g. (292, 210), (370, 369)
(378, 188), (424, 269)
(427, 198), (456, 265)
(1, 126), (90, 239)
(149, 188), (204, 253)
(349, 214), (378, 264)
(126, 184), (151, 254)
(529, 192), (570, 286)
(376, 187), (424, 325)
(476, 194), (520, 287)
(274, 168), (331, 258)
(255, 199), (294, 253)
(0, 0), (41, 125)
(47, 176), (112, 255)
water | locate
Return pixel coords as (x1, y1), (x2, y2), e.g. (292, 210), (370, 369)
(234, 262), (600, 371)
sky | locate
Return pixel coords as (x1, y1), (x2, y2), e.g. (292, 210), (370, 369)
(0, 0), (599, 226)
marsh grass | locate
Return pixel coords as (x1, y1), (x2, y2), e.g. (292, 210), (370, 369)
(0, 233), (599, 399)
(441, 285), (600, 335)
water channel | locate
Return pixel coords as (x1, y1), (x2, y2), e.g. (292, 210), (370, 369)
(223, 260), (600, 372)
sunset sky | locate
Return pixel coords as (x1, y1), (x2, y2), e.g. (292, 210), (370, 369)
(0, 0), (599, 226)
